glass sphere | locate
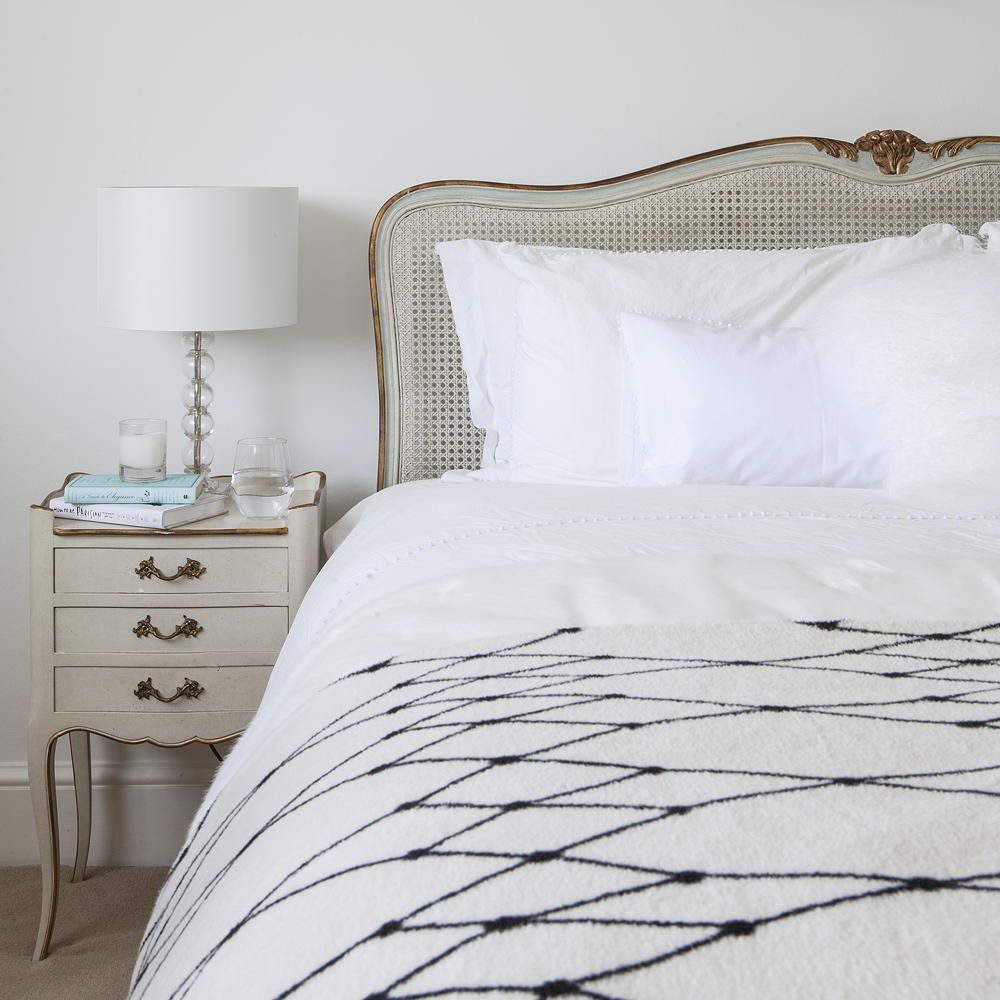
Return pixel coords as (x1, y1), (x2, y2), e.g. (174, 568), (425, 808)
(181, 410), (215, 438)
(182, 350), (215, 380)
(182, 332), (215, 350)
(181, 380), (214, 409)
(183, 439), (214, 470)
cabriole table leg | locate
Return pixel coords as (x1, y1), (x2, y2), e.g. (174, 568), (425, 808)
(28, 730), (60, 961)
(70, 730), (92, 883)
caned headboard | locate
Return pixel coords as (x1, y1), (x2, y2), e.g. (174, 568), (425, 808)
(369, 129), (1000, 488)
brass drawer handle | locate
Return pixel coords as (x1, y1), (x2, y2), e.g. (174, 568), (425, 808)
(132, 614), (203, 640)
(135, 556), (206, 582)
(134, 676), (205, 703)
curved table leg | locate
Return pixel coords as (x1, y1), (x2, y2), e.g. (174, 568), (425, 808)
(28, 730), (60, 961)
(70, 730), (91, 883)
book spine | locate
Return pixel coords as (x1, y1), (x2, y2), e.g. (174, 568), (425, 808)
(50, 500), (166, 529)
(63, 487), (197, 505)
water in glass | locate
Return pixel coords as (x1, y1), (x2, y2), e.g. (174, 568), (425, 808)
(231, 438), (293, 519)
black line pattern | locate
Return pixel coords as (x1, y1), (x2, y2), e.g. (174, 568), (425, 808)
(130, 621), (1000, 999)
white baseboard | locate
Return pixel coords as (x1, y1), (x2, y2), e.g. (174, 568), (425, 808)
(0, 757), (218, 867)
(0, 756), (219, 790)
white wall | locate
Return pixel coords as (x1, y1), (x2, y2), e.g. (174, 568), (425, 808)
(2, 0), (998, 864)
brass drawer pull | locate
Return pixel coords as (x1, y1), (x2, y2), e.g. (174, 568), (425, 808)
(134, 676), (205, 703)
(132, 614), (203, 640)
(135, 556), (206, 582)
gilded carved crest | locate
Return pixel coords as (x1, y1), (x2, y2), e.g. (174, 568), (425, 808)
(855, 130), (930, 175)
(811, 129), (999, 175)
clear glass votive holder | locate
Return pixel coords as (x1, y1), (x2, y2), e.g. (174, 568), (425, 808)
(119, 418), (167, 483)
(231, 437), (294, 519)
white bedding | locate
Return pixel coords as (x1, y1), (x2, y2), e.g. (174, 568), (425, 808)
(132, 481), (1000, 1000)
(218, 482), (1000, 788)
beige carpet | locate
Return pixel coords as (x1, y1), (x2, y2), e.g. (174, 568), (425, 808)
(0, 866), (166, 1000)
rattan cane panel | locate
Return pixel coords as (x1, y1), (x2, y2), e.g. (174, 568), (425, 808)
(387, 161), (1000, 482)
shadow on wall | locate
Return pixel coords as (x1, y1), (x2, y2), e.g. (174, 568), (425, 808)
(300, 196), (381, 515)
(218, 198), (381, 523)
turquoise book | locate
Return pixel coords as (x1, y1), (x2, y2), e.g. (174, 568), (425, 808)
(64, 474), (206, 505)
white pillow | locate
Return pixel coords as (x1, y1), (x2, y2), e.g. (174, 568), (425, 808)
(979, 219), (1000, 248)
(619, 313), (889, 487)
(502, 225), (978, 484)
(437, 240), (591, 479)
(821, 249), (1000, 494)
(436, 240), (511, 477)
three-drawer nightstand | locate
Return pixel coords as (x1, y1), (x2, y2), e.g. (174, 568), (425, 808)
(28, 471), (325, 960)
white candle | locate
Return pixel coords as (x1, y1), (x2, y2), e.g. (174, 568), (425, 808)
(119, 418), (168, 480)
(120, 432), (167, 470)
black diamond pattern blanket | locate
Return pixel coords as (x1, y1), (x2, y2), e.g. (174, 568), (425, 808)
(130, 621), (1000, 999)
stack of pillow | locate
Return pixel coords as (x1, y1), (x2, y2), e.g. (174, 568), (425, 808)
(437, 224), (1000, 497)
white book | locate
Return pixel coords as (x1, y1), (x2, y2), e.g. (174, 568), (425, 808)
(51, 492), (227, 529)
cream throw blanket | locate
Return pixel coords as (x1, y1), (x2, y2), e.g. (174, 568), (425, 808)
(130, 620), (1000, 999)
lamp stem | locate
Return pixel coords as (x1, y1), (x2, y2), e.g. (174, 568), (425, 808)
(182, 330), (215, 482)
(193, 331), (202, 472)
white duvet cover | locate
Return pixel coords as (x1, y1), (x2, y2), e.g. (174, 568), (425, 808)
(133, 483), (1000, 999)
(246, 482), (1000, 758)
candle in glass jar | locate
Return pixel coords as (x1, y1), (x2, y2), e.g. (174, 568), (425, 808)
(119, 418), (167, 482)
(120, 432), (166, 468)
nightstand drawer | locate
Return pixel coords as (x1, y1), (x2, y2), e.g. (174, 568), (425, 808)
(55, 606), (288, 654)
(54, 547), (288, 595)
(54, 665), (270, 712)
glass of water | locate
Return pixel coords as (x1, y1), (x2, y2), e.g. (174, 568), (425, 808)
(231, 437), (294, 519)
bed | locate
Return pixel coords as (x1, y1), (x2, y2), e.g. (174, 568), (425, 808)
(131, 131), (1000, 999)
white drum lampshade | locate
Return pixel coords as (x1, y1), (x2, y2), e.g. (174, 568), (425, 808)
(97, 186), (299, 479)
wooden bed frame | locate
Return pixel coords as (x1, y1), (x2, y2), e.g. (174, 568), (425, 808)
(369, 129), (1000, 489)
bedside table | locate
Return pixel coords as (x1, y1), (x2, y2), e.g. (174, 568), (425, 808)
(27, 471), (325, 960)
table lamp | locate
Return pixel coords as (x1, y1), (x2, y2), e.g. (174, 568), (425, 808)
(97, 186), (298, 485)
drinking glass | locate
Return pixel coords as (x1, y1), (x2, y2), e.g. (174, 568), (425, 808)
(119, 418), (167, 482)
(230, 438), (294, 519)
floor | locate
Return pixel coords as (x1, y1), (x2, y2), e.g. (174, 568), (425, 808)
(0, 866), (166, 1000)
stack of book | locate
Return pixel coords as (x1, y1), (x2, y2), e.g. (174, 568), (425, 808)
(51, 474), (227, 529)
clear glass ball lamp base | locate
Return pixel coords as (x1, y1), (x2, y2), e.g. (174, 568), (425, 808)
(181, 331), (219, 486)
